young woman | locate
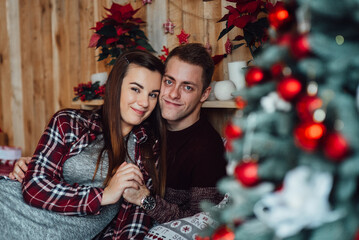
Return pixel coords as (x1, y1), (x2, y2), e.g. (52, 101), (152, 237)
(0, 50), (166, 239)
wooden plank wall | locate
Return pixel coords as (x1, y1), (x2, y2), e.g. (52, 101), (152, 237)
(0, 0), (252, 156)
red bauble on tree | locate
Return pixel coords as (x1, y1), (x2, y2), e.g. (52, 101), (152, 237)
(234, 161), (259, 187)
(323, 132), (349, 162)
(294, 122), (326, 151)
(290, 34), (311, 59)
(270, 62), (285, 78)
(268, 3), (292, 30)
(224, 122), (243, 140)
(296, 95), (323, 122)
(277, 76), (303, 101)
(245, 67), (265, 87)
(212, 225), (235, 240)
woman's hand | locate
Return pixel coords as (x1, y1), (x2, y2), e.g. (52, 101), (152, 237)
(8, 157), (31, 182)
(101, 162), (144, 206)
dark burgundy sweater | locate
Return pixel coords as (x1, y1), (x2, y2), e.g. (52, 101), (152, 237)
(147, 117), (227, 223)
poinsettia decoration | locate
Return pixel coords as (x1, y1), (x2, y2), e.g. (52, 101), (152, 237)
(88, 2), (154, 65)
(73, 81), (105, 102)
(218, 0), (278, 58)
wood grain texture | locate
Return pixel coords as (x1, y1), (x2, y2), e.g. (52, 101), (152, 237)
(0, 0), (253, 155)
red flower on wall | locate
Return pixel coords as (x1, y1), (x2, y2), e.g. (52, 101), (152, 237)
(88, 2), (154, 65)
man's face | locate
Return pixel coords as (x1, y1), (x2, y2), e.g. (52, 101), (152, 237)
(159, 57), (210, 130)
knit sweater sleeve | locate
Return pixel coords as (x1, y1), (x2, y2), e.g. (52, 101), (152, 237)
(146, 187), (223, 223)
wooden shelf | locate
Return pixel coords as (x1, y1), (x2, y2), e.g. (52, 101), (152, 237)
(72, 99), (237, 109)
(202, 100), (236, 108)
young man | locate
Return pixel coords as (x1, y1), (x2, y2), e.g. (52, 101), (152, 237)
(123, 43), (227, 223)
(10, 43), (227, 224)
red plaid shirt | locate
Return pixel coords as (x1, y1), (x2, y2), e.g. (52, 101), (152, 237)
(22, 109), (156, 239)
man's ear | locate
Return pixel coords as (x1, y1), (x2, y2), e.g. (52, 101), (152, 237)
(200, 86), (211, 103)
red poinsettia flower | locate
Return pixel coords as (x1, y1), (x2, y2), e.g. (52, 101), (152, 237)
(105, 3), (139, 23)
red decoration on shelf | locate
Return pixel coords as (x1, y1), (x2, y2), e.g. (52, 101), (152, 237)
(234, 161), (260, 187)
(212, 225), (235, 240)
(225, 38), (232, 54)
(296, 95), (323, 122)
(224, 122), (243, 140)
(235, 96), (247, 109)
(268, 3), (292, 30)
(323, 132), (349, 162)
(294, 122), (326, 151)
(245, 67), (265, 87)
(290, 34), (311, 59)
(277, 76), (303, 101)
(177, 29), (190, 44)
(163, 18), (175, 34)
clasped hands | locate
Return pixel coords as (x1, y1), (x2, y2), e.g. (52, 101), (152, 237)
(9, 157), (149, 207)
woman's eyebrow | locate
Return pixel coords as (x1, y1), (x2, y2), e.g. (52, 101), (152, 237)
(130, 82), (143, 89)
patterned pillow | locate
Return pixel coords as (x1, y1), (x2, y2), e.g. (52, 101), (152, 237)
(144, 194), (229, 240)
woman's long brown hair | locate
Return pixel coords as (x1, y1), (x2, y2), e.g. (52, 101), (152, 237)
(93, 50), (167, 197)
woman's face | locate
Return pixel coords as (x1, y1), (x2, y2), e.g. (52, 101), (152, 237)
(120, 64), (162, 136)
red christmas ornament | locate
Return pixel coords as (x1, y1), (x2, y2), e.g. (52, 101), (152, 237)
(277, 76), (303, 101)
(245, 67), (265, 87)
(270, 62), (285, 78)
(294, 122), (326, 151)
(176, 29), (190, 44)
(323, 132), (349, 162)
(224, 122), (243, 140)
(296, 95), (323, 122)
(163, 18), (175, 34)
(212, 226), (235, 240)
(268, 3), (292, 30)
(234, 161), (259, 187)
(290, 34), (311, 59)
(354, 229), (359, 240)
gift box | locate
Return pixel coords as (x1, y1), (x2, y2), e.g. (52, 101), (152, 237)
(0, 146), (21, 176)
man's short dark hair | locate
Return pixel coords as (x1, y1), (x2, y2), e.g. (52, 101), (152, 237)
(165, 43), (214, 91)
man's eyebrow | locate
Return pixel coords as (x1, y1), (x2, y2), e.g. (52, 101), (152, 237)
(164, 74), (175, 81)
(130, 82), (143, 89)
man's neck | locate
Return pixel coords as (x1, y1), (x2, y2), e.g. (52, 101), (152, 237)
(166, 113), (200, 132)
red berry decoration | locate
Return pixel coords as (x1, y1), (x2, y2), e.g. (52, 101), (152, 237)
(323, 132), (349, 162)
(245, 67), (265, 87)
(235, 96), (247, 110)
(224, 122), (243, 140)
(294, 122), (326, 151)
(290, 34), (311, 59)
(296, 95), (323, 122)
(277, 76), (303, 101)
(234, 161), (259, 187)
(212, 226), (235, 240)
(268, 3), (292, 30)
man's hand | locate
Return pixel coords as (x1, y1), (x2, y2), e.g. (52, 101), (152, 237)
(123, 184), (150, 206)
(8, 157), (31, 183)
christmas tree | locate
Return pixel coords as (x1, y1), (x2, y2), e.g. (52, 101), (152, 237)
(200, 0), (359, 239)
